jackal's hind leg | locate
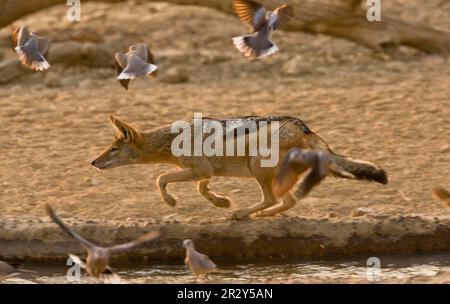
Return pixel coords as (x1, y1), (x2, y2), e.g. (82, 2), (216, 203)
(198, 179), (231, 208)
(254, 192), (297, 217)
(157, 168), (203, 207)
(231, 178), (278, 220)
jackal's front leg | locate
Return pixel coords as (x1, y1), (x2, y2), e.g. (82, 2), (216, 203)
(198, 179), (231, 208)
(157, 168), (204, 207)
(231, 178), (278, 220)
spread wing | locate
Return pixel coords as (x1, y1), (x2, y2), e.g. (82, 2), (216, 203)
(294, 159), (327, 200)
(11, 28), (20, 51)
(46, 204), (95, 250)
(233, 0), (267, 32)
(273, 149), (308, 198)
(147, 47), (157, 77)
(134, 44), (149, 62)
(12, 27), (30, 49)
(107, 230), (160, 254)
(30, 33), (49, 56)
(135, 44), (157, 77)
(270, 4), (294, 30)
(114, 52), (130, 90)
(114, 52), (127, 69)
(0, 261), (17, 275)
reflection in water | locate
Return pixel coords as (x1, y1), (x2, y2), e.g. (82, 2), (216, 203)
(3, 254), (450, 284)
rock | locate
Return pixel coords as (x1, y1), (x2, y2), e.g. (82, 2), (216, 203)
(159, 66), (190, 84)
(328, 212), (338, 218)
(351, 207), (376, 217)
(281, 55), (313, 76)
(352, 209), (365, 217)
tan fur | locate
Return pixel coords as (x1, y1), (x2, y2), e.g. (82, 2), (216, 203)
(91, 115), (387, 219)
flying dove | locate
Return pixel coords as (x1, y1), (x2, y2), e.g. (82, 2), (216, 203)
(0, 261), (33, 280)
(433, 186), (450, 208)
(273, 148), (355, 199)
(0, 261), (18, 279)
(114, 44), (158, 90)
(232, 0), (293, 59)
(183, 239), (217, 279)
(46, 204), (160, 283)
(12, 26), (50, 71)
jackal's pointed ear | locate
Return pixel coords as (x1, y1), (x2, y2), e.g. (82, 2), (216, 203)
(109, 115), (142, 144)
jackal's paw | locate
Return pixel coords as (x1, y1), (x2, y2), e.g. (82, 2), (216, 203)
(255, 210), (288, 218)
(211, 196), (231, 208)
(230, 210), (251, 220)
(161, 194), (177, 207)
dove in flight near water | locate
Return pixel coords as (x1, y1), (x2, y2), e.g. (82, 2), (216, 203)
(114, 44), (158, 90)
(0, 261), (19, 279)
(273, 148), (355, 199)
(0, 261), (32, 280)
(232, 0), (293, 59)
(12, 26), (50, 71)
(46, 204), (160, 283)
(433, 186), (450, 208)
(183, 239), (217, 279)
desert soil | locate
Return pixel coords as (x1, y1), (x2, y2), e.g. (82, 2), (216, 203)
(0, 0), (449, 272)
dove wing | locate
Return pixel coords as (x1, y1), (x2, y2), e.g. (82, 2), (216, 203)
(30, 33), (49, 55)
(134, 44), (150, 62)
(294, 158), (327, 199)
(273, 149), (309, 198)
(198, 253), (217, 271)
(114, 53), (130, 90)
(107, 230), (160, 254)
(233, 0), (267, 32)
(46, 204), (96, 250)
(11, 28), (20, 51)
(13, 27), (30, 48)
(114, 52), (128, 70)
(270, 4), (294, 30)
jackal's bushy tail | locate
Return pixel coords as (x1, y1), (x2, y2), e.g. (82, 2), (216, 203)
(329, 153), (388, 185)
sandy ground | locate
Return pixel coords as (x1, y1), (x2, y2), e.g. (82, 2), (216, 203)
(0, 0), (449, 270)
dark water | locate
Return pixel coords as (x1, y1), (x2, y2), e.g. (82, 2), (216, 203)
(3, 253), (450, 284)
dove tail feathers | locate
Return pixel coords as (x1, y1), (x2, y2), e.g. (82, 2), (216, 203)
(15, 46), (50, 71)
(232, 35), (279, 59)
(118, 63), (158, 80)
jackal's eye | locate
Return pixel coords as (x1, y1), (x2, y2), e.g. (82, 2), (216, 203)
(110, 146), (119, 152)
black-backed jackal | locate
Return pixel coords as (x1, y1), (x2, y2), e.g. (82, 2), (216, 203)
(91, 115), (388, 219)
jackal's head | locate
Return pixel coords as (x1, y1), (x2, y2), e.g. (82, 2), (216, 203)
(91, 115), (145, 170)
